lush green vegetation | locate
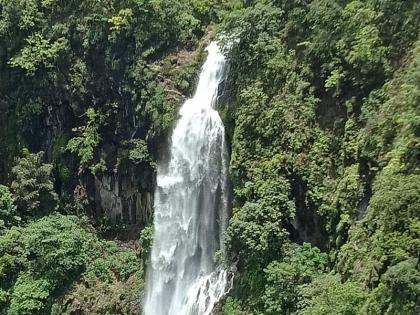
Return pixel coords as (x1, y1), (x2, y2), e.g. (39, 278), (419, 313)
(220, 0), (420, 314)
(0, 213), (144, 314)
(0, 0), (419, 314)
(0, 150), (144, 314)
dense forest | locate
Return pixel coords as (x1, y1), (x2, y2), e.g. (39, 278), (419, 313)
(0, 0), (419, 314)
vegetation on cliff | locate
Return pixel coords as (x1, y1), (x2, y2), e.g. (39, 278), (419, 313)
(220, 0), (419, 314)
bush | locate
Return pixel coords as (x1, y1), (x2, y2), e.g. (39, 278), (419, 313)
(225, 160), (295, 270)
(222, 297), (249, 315)
(139, 225), (154, 268)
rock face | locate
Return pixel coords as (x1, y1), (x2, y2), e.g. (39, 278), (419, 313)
(81, 140), (157, 228)
(288, 179), (327, 249)
(34, 97), (158, 230)
(93, 173), (153, 226)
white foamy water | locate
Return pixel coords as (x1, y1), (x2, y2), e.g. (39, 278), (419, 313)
(144, 42), (230, 315)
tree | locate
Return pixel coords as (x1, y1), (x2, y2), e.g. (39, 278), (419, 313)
(298, 273), (367, 315)
(10, 150), (58, 218)
(7, 273), (52, 315)
(139, 224), (154, 269)
(0, 214), (102, 313)
(362, 259), (420, 315)
(225, 168), (295, 270)
(263, 243), (327, 315)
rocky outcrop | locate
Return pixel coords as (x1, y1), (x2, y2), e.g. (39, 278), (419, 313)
(93, 173), (153, 226)
(4, 38), (211, 233)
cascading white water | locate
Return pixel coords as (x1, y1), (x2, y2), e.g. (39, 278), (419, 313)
(144, 42), (230, 315)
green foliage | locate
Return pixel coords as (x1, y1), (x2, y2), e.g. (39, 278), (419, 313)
(10, 150), (58, 218)
(382, 259), (420, 301)
(338, 45), (420, 284)
(86, 249), (142, 283)
(188, 0), (235, 26)
(298, 273), (367, 315)
(222, 297), (249, 315)
(7, 273), (52, 315)
(0, 186), (19, 233)
(122, 139), (155, 168)
(324, 68), (344, 90)
(263, 243), (327, 315)
(53, 245), (143, 315)
(143, 82), (177, 139)
(339, 172), (420, 287)
(108, 9), (133, 34)
(340, 1), (389, 72)
(89, 158), (107, 176)
(9, 33), (67, 76)
(0, 0), (419, 314)
(139, 225), (154, 262)
(52, 271), (143, 315)
(225, 167), (295, 269)
(362, 259), (420, 315)
(66, 108), (102, 168)
(221, 1), (420, 314)
(0, 213), (144, 314)
(0, 214), (98, 287)
(0, 0), (230, 195)
(0, 214), (101, 313)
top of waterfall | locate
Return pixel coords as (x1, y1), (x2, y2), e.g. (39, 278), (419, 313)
(179, 42), (226, 115)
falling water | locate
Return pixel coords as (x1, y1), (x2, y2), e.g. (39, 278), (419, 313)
(144, 42), (230, 315)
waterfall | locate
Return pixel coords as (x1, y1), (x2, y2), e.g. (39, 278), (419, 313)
(144, 42), (230, 315)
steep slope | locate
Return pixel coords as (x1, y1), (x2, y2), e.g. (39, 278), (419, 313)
(220, 1), (419, 314)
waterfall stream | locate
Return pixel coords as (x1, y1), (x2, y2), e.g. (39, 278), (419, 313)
(144, 42), (230, 315)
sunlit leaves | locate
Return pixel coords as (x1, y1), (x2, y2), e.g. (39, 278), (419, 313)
(9, 33), (67, 75)
(66, 108), (102, 167)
